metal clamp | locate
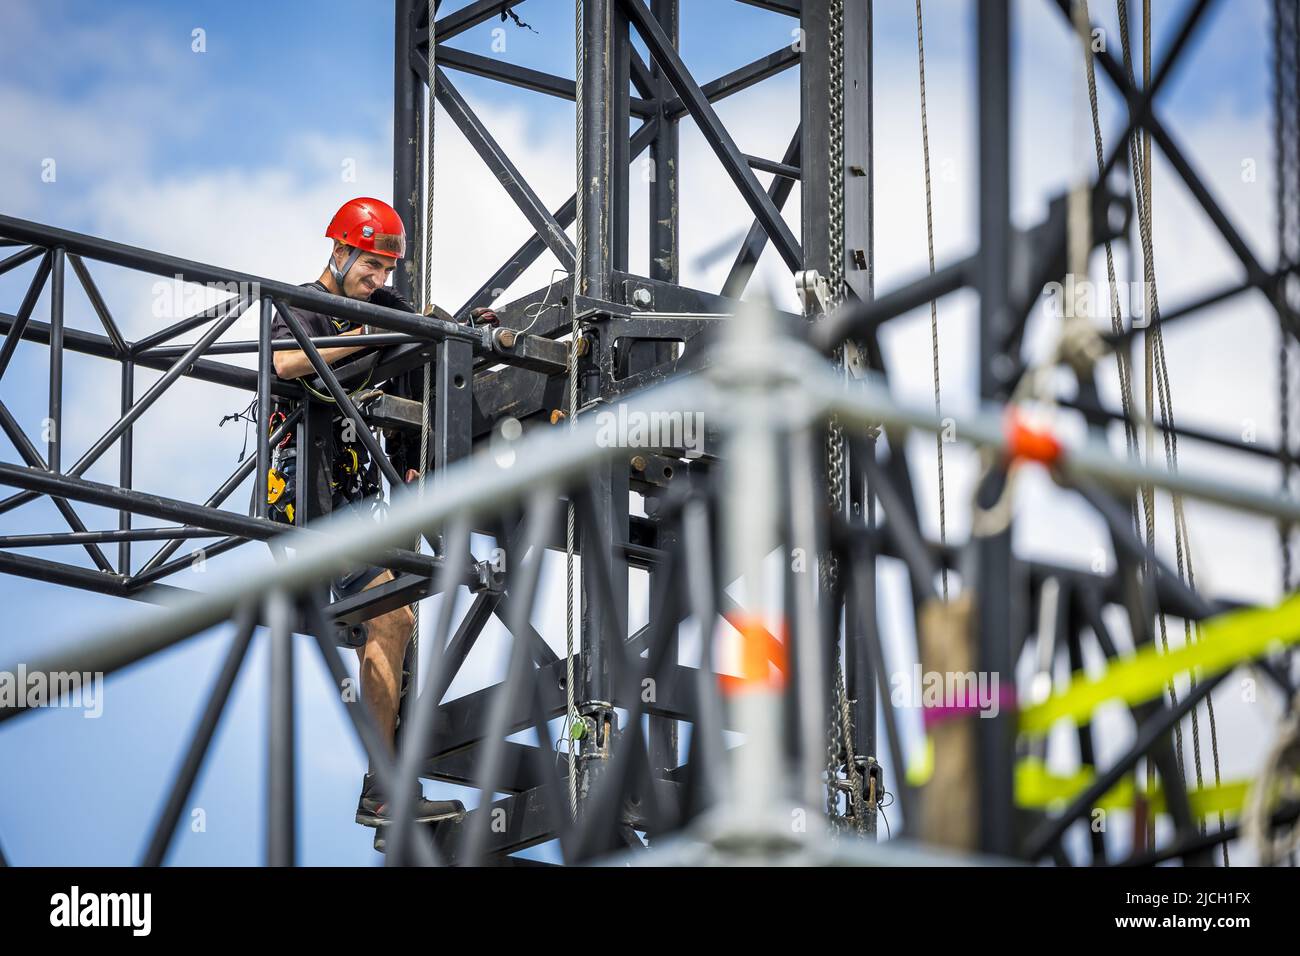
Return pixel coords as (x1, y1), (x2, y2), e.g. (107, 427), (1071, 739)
(795, 269), (830, 318)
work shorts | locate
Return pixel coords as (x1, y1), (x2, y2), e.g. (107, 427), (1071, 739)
(327, 493), (388, 602)
(275, 454), (387, 602)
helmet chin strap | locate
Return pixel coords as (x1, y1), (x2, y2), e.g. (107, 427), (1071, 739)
(328, 245), (365, 294)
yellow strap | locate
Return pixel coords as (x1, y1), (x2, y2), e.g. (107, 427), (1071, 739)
(908, 748), (1271, 818)
(1020, 593), (1300, 735)
(904, 594), (1300, 790)
(906, 736), (935, 788)
(1016, 757), (1253, 816)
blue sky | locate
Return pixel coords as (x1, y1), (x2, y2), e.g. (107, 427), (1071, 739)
(0, 0), (1288, 865)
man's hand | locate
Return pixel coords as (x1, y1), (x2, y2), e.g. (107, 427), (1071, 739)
(405, 468), (419, 483)
(468, 307), (499, 328)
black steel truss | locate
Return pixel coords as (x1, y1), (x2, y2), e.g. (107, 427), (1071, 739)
(0, 0), (1295, 868)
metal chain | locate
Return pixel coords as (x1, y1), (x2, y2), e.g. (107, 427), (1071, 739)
(821, 0), (864, 836)
(915, 0), (949, 602)
(564, 0), (584, 824)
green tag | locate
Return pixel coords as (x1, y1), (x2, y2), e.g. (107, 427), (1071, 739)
(570, 720), (586, 741)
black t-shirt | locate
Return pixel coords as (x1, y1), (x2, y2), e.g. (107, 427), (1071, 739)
(269, 280), (360, 354)
(268, 282), (425, 499)
(269, 281), (379, 504)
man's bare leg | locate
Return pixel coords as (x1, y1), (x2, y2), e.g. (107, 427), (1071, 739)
(349, 569), (463, 828)
(351, 569), (414, 756)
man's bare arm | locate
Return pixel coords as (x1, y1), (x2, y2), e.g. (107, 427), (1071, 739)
(273, 326), (368, 380)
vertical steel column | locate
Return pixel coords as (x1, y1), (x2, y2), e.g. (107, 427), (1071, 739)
(434, 340), (473, 475)
(846, 465), (879, 833)
(48, 248), (64, 474)
(118, 359), (134, 573)
(611, 2), (632, 274)
(394, 0), (423, 302)
(645, 0), (680, 781)
(296, 401), (335, 526)
(648, 0), (679, 285)
(266, 589), (296, 866)
(256, 300), (273, 520)
(647, 499), (680, 777)
(845, 1), (876, 833)
(578, 0), (627, 783)
(800, 4), (871, 298)
(974, 0), (1017, 857)
(787, 426), (831, 824)
(803, 0), (873, 834)
(579, 420), (629, 718)
(845, 435), (878, 834)
(579, 0), (614, 302)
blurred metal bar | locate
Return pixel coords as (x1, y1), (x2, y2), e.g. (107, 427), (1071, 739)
(142, 604), (256, 866)
(266, 589), (296, 867)
(388, 519), (471, 866)
(0, 377), (704, 724)
(973, 0), (1016, 857)
(786, 426), (830, 821)
(300, 596), (438, 867)
(462, 488), (559, 865)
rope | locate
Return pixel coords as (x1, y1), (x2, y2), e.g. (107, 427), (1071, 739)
(1242, 693), (1300, 865)
(1081, 1), (1140, 473)
(915, 0), (949, 602)
(1116, 0), (1226, 860)
(1275, 0), (1300, 594)
(407, 0), (437, 710)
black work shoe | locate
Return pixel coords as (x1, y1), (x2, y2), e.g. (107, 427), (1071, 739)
(355, 773), (464, 828)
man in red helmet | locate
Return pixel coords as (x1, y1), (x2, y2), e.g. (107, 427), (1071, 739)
(269, 196), (477, 830)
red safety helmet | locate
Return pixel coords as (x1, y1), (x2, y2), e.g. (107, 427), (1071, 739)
(325, 197), (406, 292)
(326, 197), (407, 259)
